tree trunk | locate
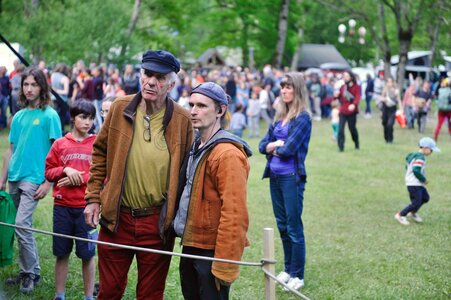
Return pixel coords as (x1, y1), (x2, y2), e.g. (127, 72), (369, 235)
(383, 0), (425, 90)
(378, 2), (392, 80)
(274, 0), (290, 68)
(428, 0), (443, 67)
(119, 0), (141, 63)
(241, 20), (249, 68)
(290, 0), (304, 71)
(397, 35), (411, 91)
(24, 0), (41, 63)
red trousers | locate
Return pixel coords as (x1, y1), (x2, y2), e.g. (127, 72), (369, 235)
(434, 110), (451, 141)
(97, 211), (171, 300)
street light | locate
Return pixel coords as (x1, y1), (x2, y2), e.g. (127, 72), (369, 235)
(338, 24), (346, 43)
(348, 19), (356, 35)
(338, 19), (365, 44)
(358, 26), (366, 44)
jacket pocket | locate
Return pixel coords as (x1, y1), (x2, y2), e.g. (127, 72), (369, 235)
(205, 197), (221, 232)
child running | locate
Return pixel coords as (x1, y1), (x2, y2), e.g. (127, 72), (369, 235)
(395, 137), (440, 225)
(45, 100), (97, 300)
(331, 100), (339, 140)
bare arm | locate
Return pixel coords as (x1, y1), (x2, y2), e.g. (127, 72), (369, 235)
(265, 140), (284, 155)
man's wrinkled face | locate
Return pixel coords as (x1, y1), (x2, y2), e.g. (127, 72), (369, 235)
(140, 69), (173, 103)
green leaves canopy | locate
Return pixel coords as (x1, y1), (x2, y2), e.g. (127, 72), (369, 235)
(0, 0), (448, 69)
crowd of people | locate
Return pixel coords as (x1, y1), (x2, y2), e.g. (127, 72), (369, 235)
(0, 50), (449, 300)
(1, 57), (450, 143)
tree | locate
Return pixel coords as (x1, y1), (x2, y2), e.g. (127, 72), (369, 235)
(274, 0), (290, 68)
(382, 0), (427, 89)
(0, 0), (446, 71)
(289, 0), (305, 71)
(118, 0), (142, 67)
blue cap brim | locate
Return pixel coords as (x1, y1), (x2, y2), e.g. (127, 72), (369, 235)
(141, 62), (173, 74)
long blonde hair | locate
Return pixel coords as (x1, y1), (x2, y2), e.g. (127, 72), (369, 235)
(274, 72), (309, 123)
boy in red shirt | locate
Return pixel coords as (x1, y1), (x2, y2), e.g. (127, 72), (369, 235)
(45, 100), (96, 300)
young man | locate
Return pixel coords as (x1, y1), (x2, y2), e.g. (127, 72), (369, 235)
(173, 82), (252, 299)
(84, 50), (193, 299)
(45, 100), (97, 300)
(0, 67), (62, 293)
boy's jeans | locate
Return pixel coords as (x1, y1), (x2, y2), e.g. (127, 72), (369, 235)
(400, 186), (430, 216)
(9, 181), (41, 276)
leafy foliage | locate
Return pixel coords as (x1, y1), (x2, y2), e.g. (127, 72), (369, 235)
(0, 0), (448, 69)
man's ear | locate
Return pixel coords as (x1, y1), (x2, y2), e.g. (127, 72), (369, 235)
(168, 81), (176, 91)
(218, 104), (226, 116)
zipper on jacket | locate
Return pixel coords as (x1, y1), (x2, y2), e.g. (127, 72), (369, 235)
(160, 125), (170, 241)
(112, 111), (137, 232)
(179, 147), (212, 245)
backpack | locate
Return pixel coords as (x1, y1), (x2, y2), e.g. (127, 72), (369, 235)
(437, 88), (451, 111)
(0, 191), (17, 267)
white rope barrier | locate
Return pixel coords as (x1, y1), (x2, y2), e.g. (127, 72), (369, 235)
(0, 221), (263, 266)
(0, 222), (311, 299)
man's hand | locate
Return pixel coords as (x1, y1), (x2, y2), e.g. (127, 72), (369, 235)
(214, 277), (231, 291)
(34, 180), (52, 200)
(0, 181), (6, 191)
(84, 203), (100, 228)
(348, 104), (355, 111)
(63, 167), (85, 186)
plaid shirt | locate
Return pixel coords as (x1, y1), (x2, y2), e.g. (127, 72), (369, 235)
(259, 111), (312, 183)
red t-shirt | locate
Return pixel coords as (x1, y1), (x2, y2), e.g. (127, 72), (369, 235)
(45, 133), (96, 208)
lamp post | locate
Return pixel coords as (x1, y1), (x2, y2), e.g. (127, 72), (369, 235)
(348, 19), (356, 35)
(338, 20), (366, 44)
(338, 19), (367, 66)
(358, 26), (367, 44)
(338, 24), (346, 43)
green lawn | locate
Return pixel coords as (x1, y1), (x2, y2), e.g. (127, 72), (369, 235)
(0, 110), (450, 299)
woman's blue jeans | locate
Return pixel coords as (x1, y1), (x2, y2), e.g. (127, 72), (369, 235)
(269, 173), (305, 279)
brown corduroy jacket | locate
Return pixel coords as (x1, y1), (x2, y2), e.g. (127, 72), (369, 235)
(85, 93), (193, 240)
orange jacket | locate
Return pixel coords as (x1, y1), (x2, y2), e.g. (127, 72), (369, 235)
(181, 138), (250, 283)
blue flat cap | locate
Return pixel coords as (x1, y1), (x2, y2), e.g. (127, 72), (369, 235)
(141, 50), (180, 74)
(191, 82), (228, 106)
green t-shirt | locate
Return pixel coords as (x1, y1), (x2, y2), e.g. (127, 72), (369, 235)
(8, 106), (62, 184)
(122, 108), (169, 208)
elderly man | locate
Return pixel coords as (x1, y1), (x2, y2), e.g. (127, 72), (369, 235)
(84, 50), (193, 300)
(173, 82), (251, 299)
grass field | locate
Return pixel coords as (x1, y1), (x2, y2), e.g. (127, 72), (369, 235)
(0, 109), (450, 299)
